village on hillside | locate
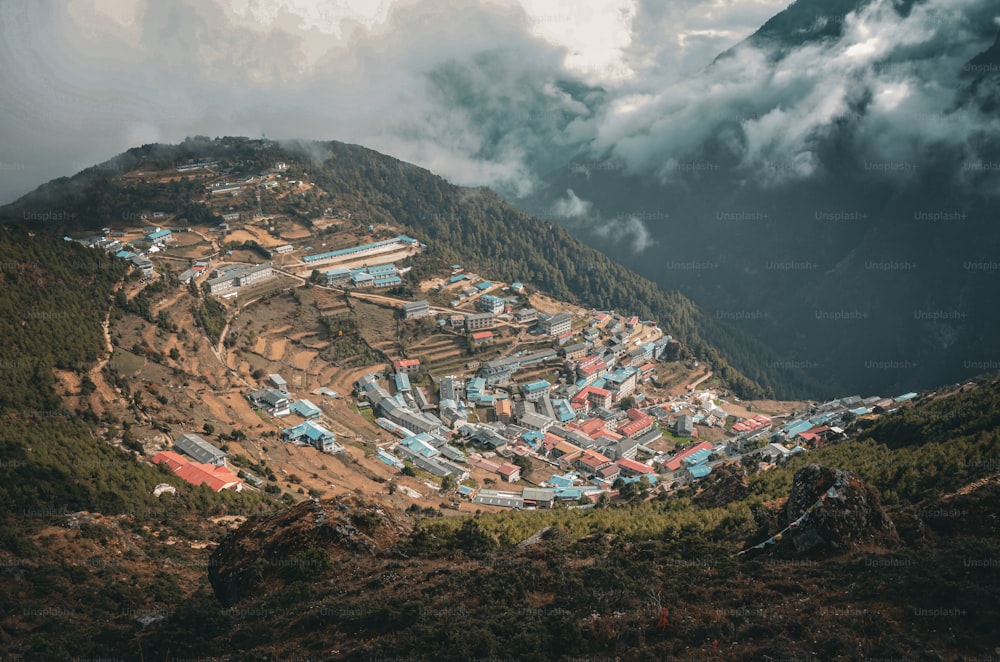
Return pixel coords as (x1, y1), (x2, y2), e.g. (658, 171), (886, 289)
(69, 156), (921, 512)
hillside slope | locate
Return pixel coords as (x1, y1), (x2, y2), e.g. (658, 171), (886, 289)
(0, 136), (822, 399)
(129, 375), (1000, 661)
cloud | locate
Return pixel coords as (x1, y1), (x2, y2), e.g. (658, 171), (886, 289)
(593, 214), (656, 253)
(1, 0), (997, 208)
(550, 188), (593, 219)
(550, 188), (655, 253)
(0, 0), (606, 202)
(585, 0), (1000, 191)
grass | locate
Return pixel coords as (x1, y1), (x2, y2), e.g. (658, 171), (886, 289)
(109, 348), (145, 375)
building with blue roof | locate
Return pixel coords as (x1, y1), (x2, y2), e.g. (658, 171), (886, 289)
(522, 380), (552, 402)
(621, 474), (659, 486)
(398, 434), (438, 458)
(785, 420), (813, 437)
(395, 372), (411, 393)
(282, 421), (337, 451)
(290, 399), (322, 419)
(351, 271), (374, 286)
(552, 399), (576, 423)
(479, 294), (505, 314)
(325, 267), (352, 284)
(683, 448), (712, 466)
(548, 472), (578, 488)
(476, 281), (493, 291)
(366, 263), (396, 276)
(466, 377), (486, 401)
(377, 449), (404, 468)
(302, 236), (417, 264)
(146, 229), (172, 243)
(687, 464), (712, 480)
(520, 430), (544, 449)
(894, 392), (918, 402)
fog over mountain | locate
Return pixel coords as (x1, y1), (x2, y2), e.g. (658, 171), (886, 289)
(3, 0), (999, 395)
(0, 0), (787, 204)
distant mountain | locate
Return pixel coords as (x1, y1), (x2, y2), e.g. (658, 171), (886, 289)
(0, 136), (826, 399)
(719, 0), (870, 60)
(519, 0), (1000, 398)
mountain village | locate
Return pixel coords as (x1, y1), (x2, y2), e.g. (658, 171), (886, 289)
(71, 156), (921, 512)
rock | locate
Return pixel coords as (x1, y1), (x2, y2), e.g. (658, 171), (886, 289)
(692, 465), (750, 508)
(785, 464), (898, 555)
(152, 483), (177, 497)
(208, 494), (411, 607)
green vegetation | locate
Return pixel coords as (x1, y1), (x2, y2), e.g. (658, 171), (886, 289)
(0, 225), (275, 520)
(0, 226), (127, 412)
(748, 379), (1000, 506)
(194, 297), (228, 344)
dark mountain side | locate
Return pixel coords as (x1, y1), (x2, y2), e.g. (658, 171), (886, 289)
(0, 226), (277, 660)
(717, 0), (871, 61)
(525, 63), (1000, 399)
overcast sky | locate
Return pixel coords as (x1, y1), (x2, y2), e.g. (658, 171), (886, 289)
(0, 0), (792, 203)
(0, 0), (997, 206)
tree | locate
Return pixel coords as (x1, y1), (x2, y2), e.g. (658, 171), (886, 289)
(511, 454), (532, 472)
(203, 422), (215, 435)
(440, 474), (456, 492)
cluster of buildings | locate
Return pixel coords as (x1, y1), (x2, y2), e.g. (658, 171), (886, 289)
(246, 374), (344, 454)
(356, 370), (469, 480)
(346, 294), (932, 509)
(74, 224), (186, 279)
(343, 307), (732, 499)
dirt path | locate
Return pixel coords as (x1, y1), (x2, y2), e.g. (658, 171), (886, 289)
(87, 288), (124, 411)
(689, 370), (713, 390)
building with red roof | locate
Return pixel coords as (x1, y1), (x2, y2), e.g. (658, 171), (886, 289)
(616, 457), (656, 476)
(571, 385), (612, 411)
(620, 411), (655, 439)
(393, 358), (421, 374)
(497, 462), (521, 483)
(576, 450), (613, 474)
(152, 451), (243, 492)
(471, 330), (494, 345)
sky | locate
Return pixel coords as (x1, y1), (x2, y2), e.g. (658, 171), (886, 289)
(0, 0), (997, 209)
(0, 0), (791, 204)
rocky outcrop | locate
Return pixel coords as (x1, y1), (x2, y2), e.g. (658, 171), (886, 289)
(785, 464), (898, 555)
(208, 494), (411, 607)
(692, 465), (750, 508)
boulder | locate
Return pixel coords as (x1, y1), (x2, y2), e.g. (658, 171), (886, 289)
(208, 494), (411, 607)
(785, 464), (898, 555)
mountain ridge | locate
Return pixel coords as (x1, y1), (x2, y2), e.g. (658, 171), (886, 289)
(0, 135), (826, 399)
